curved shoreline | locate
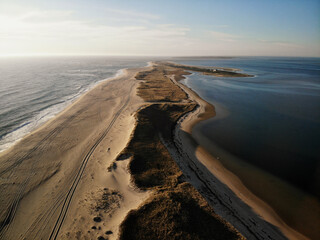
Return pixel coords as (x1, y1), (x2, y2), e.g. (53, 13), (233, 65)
(0, 67), (128, 154)
(170, 73), (309, 239)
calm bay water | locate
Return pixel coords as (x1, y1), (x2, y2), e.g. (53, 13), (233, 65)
(176, 57), (320, 197)
(0, 56), (149, 152)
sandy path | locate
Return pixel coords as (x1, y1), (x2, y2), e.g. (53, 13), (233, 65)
(0, 66), (150, 240)
(167, 76), (308, 240)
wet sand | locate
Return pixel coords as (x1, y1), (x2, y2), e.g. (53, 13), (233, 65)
(168, 73), (313, 240)
(192, 123), (320, 240)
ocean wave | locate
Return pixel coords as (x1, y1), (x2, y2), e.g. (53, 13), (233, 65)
(0, 68), (127, 153)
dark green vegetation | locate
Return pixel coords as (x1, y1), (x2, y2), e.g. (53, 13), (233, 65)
(121, 183), (243, 240)
(124, 104), (195, 189)
(118, 64), (245, 240)
(123, 64), (195, 190)
(162, 62), (253, 77)
(135, 66), (189, 102)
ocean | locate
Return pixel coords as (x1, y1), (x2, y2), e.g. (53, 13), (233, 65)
(0, 56), (149, 152)
(175, 57), (320, 198)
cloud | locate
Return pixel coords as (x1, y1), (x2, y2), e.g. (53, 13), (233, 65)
(209, 31), (241, 42)
(0, 4), (317, 56)
(215, 25), (229, 28)
(19, 10), (74, 23)
(0, 8), (191, 55)
(258, 39), (302, 48)
(104, 8), (160, 20)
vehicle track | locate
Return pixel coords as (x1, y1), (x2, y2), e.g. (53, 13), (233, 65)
(0, 107), (90, 238)
(48, 83), (134, 240)
(16, 162), (84, 240)
(0, 74), (135, 240)
(0, 107), (88, 178)
(18, 193), (65, 239)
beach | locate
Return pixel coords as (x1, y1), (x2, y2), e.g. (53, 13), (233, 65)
(0, 66), (151, 239)
(0, 61), (316, 239)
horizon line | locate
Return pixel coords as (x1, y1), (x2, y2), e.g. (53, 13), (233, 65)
(0, 54), (319, 58)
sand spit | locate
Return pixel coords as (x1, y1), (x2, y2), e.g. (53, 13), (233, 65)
(0, 60), (313, 240)
(0, 66), (151, 239)
(117, 64), (245, 240)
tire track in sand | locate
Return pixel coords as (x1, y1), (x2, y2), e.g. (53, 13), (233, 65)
(0, 107), (89, 239)
(48, 83), (134, 240)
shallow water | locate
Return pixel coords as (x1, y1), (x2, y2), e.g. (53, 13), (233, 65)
(0, 56), (150, 152)
(175, 57), (320, 197)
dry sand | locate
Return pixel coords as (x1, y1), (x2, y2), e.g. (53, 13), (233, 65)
(169, 75), (310, 240)
(0, 66), (151, 240)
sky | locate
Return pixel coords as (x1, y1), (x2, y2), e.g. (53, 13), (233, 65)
(0, 0), (319, 57)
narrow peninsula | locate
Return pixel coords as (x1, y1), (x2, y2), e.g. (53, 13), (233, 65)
(0, 62), (311, 240)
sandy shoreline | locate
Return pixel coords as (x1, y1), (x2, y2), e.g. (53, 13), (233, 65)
(0, 65), (151, 239)
(0, 68), (126, 155)
(170, 74), (310, 240)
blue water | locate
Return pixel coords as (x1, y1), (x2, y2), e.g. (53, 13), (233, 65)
(175, 57), (320, 197)
(0, 56), (149, 152)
